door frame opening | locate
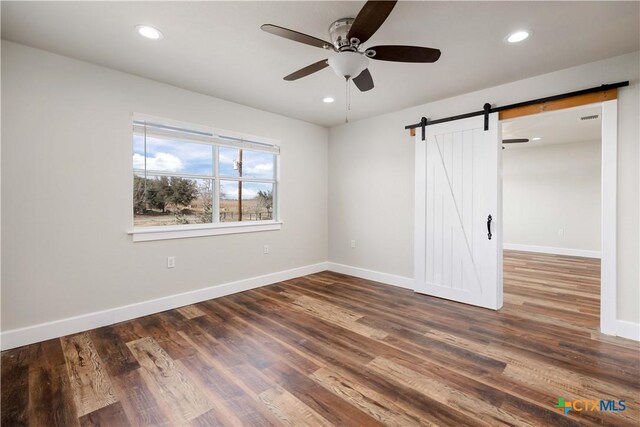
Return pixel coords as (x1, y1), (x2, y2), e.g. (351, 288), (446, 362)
(498, 99), (618, 336)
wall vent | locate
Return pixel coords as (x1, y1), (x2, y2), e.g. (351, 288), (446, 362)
(580, 114), (599, 121)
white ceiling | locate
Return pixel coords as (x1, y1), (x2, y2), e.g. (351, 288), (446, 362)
(2, 1), (638, 127)
(502, 106), (601, 150)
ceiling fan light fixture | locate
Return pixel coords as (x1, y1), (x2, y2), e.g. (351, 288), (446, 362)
(328, 52), (369, 79)
(136, 25), (163, 40)
(506, 30), (530, 43)
(322, 97), (335, 103)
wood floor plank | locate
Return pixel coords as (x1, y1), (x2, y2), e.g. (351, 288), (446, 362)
(135, 311), (197, 360)
(1, 351), (30, 426)
(177, 327), (284, 427)
(60, 332), (117, 417)
(16, 339), (80, 427)
(78, 402), (129, 427)
(177, 304), (207, 320)
(424, 328), (640, 400)
(501, 364), (640, 426)
(3, 250), (638, 426)
(179, 352), (263, 427)
(28, 362), (80, 427)
(89, 326), (140, 377)
(368, 356), (536, 427)
(107, 368), (171, 427)
(262, 361), (384, 427)
(309, 367), (434, 427)
(189, 409), (228, 427)
(279, 290), (388, 339)
(126, 337), (213, 423)
(258, 386), (333, 427)
(201, 298), (328, 370)
(221, 291), (377, 367)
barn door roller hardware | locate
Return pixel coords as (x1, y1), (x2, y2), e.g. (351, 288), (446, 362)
(406, 81), (629, 141)
(420, 117), (427, 140)
(483, 103), (491, 131)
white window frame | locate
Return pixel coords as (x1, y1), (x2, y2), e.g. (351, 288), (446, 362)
(128, 113), (282, 242)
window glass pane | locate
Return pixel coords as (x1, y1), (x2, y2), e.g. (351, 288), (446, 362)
(219, 181), (274, 222)
(133, 135), (213, 176)
(241, 150), (275, 179)
(219, 147), (240, 177)
(133, 134), (144, 158)
(133, 174), (213, 227)
(218, 148), (274, 179)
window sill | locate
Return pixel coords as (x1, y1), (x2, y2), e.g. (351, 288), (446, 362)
(128, 221), (283, 242)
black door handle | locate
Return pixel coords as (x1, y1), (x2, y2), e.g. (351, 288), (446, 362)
(487, 215), (493, 240)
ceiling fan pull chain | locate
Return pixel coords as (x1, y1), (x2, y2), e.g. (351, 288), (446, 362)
(345, 78), (350, 123)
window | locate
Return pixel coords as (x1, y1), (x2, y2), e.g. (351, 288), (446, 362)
(131, 115), (280, 241)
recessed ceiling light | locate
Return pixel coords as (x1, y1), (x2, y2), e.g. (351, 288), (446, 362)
(136, 25), (163, 40)
(531, 137), (541, 141)
(507, 30), (530, 43)
(322, 97), (335, 103)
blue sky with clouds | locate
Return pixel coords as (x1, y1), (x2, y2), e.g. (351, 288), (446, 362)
(133, 135), (274, 180)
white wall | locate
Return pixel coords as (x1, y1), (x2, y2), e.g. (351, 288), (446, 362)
(1, 41), (328, 332)
(503, 140), (601, 255)
(329, 51), (639, 324)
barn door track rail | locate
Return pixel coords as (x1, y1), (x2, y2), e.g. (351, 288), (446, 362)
(406, 81), (629, 140)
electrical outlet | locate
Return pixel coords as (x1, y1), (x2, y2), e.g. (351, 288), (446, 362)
(167, 256), (175, 268)
(263, 245), (269, 254)
(351, 240), (356, 249)
(558, 228), (564, 237)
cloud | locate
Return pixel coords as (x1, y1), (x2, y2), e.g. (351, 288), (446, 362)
(241, 188), (259, 199)
(243, 163), (273, 176)
(133, 152), (184, 172)
(144, 136), (213, 174)
(218, 151), (235, 164)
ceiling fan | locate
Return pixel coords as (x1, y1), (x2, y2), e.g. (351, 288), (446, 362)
(502, 139), (529, 144)
(260, 0), (441, 92)
(502, 138), (529, 149)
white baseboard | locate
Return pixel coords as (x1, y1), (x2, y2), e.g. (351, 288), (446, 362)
(0, 262), (328, 351)
(327, 262), (414, 290)
(4, 259), (635, 349)
(605, 319), (640, 341)
(504, 243), (601, 259)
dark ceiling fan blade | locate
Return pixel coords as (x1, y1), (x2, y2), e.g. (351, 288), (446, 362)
(353, 68), (374, 92)
(347, 1), (397, 44)
(261, 24), (335, 51)
(283, 59), (329, 81)
(368, 45), (441, 63)
(502, 138), (530, 144)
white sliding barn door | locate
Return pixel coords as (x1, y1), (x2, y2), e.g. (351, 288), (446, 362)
(414, 114), (503, 310)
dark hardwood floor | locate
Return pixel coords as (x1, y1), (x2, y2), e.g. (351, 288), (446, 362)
(2, 251), (638, 426)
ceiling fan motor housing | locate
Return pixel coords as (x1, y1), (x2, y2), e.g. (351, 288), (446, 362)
(329, 18), (357, 51)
